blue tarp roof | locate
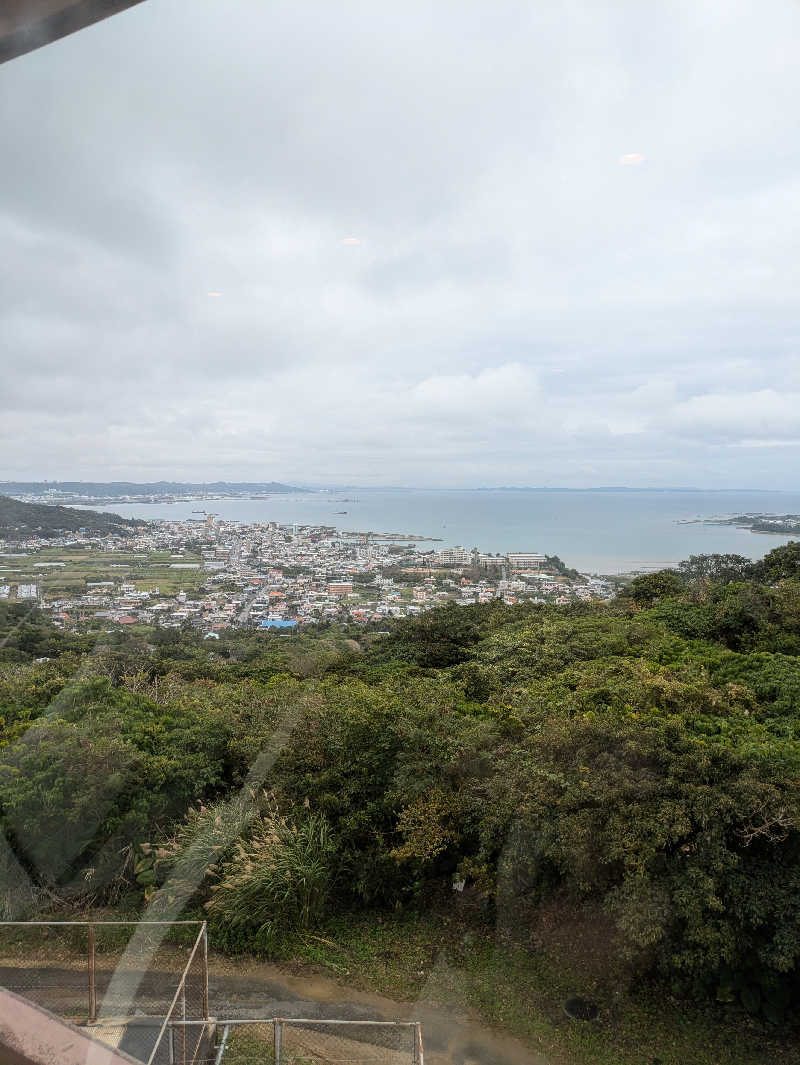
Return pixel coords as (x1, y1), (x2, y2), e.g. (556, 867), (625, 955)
(258, 619), (297, 629)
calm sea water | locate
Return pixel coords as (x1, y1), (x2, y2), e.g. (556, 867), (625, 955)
(82, 489), (800, 574)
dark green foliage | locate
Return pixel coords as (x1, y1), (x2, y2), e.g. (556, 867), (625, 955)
(752, 540), (800, 583)
(678, 553), (754, 583)
(2, 552), (800, 1021)
(378, 601), (484, 667)
(624, 570), (685, 605)
(648, 580), (800, 654)
(0, 494), (141, 537)
(707, 652), (800, 720)
(0, 677), (229, 896)
(0, 603), (91, 662)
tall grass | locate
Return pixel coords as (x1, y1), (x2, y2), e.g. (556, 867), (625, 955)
(138, 790), (265, 912)
(205, 809), (336, 944)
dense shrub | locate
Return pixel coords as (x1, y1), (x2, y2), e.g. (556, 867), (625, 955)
(2, 544), (800, 1018)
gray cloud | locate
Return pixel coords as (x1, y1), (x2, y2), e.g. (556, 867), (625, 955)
(1, 0), (799, 487)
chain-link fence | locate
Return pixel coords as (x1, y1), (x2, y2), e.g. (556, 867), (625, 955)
(209, 1020), (422, 1065)
(213, 1022), (273, 1065)
(146, 923), (212, 1065)
(0, 920), (209, 1062)
(0, 924), (423, 1065)
(88, 1016), (182, 1063)
(0, 920), (206, 1024)
(278, 1019), (422, 1065)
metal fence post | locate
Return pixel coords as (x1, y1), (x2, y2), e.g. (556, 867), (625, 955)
(202, 922), (209, 1020)
(416, 1022), (424, 1065)
(180, 984), (187, 1065)
(274, 1018), (282, 1065)
(88, 923), (96, 1024)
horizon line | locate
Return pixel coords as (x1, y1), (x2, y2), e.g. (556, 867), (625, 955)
(1, 480), (796, 494)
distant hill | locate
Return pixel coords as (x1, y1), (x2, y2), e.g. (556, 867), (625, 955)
(0, 495), (142, 538)
(0, 481), (310, 498)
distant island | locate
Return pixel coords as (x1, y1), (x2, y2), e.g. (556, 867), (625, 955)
(0, 494), (142, 538)
(0, 481), (312, 506)
(679, 513), (800, 535)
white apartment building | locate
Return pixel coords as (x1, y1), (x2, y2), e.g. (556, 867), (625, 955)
(436, 546), (473, 566)
(476, 553), (506, 568)
(507, 552), (547, 571)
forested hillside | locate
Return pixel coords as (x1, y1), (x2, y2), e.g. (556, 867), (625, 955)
(0, 494), (141, 537)
(2, 543), (800, 1042)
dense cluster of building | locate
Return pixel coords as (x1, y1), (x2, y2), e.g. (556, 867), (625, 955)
(1, 516), (614, 632)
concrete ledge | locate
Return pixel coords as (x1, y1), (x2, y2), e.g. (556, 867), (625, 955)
(0, 987), (143, 1065)
(0, 0), (146, 64)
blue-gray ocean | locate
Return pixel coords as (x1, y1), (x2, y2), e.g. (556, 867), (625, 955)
(84, 488), (800, 574)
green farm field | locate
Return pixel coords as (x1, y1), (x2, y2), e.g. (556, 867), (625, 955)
(0, 546), (205, 599)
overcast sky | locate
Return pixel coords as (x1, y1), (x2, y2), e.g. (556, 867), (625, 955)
(1, 0), (799, 488)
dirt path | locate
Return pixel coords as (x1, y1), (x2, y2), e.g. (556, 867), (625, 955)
(207, 956), (548, 1065)
(0, 955), (547, 1065)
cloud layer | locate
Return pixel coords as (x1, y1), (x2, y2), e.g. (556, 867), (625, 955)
(1, 0), (799, 486)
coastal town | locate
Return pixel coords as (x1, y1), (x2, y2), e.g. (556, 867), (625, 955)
(0, 512), (615, 633)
